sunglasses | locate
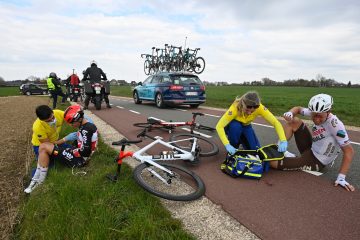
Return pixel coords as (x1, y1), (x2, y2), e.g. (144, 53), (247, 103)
(246, 105), (259, 109)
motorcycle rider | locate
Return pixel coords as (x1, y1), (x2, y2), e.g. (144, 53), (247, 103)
(66, 71), (80, 101)
(82, 60), (111, 109)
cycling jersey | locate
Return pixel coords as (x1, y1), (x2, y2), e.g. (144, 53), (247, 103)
(75, 122), (98, 158)
(50, 122), (98, 168)
(216, 102), (286, 146)
(31, 110), (64, 146)
(301, 108), (350, 165)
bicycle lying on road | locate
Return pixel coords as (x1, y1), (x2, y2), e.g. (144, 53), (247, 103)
(133, 112), (215, 134)
(107, 128), (219, 201)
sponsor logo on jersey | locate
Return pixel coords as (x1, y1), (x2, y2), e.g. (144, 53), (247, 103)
(228, 111), (232, 116)
(336, 130), (346, 138)
(331, 118), (338, 128)
(37, 134), (42, 137)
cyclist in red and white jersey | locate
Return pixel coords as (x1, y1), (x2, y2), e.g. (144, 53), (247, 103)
(270, 94), (355, 192)
(24, 104), (98, 194)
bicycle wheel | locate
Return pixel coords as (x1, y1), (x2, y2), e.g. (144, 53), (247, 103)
(197, 124), (215, 132)
(144, 60), (151, 75)
(133, 162), (205, 201)
(169, 133), (219, 157)
(193, 57), (205, 74)
(133, 122), (173, 132)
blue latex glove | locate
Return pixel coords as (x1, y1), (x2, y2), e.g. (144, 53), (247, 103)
(278, 141), (288, 152)
(225, 144), (237, 155)
(64, 132), (77, 142)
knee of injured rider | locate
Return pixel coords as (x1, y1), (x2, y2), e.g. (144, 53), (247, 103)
(269, 160), (279, 169)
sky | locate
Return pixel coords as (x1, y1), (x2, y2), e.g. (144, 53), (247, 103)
(0, 0), (359, 84)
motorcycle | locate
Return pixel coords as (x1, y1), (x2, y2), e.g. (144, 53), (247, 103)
(69, 85), (81, 102)
(84, 81), (110, 110)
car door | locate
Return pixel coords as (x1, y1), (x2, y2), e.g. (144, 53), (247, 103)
(148, 75), (161, 100)
(34, 85), (43, 94)
(137, 76), (152, 100)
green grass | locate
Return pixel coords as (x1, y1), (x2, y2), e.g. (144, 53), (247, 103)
(110, 85), (360, 126)
(0, 86), (21, 96)
(16, 104), (195, 240)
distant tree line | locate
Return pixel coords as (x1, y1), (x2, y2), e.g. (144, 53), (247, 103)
(204, 74), (359, 88)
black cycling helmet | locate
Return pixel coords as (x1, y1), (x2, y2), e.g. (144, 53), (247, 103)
(49, 72), (57, 78)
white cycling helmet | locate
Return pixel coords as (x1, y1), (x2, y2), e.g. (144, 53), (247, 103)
(90, 60), (97, 66)
(308, 93), (333, 113)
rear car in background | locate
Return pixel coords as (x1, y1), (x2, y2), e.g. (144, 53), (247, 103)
(20, 84), (48, 96)
(133, 72), (206, 108)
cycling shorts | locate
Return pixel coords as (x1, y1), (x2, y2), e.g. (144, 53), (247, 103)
(276, 122), (325, 172)
(50, 145), (87, 168)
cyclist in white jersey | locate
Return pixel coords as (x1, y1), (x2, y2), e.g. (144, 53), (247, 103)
(269, 94), (355, 192)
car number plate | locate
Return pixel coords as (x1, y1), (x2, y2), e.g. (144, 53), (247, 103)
(185, 92), (197, 96)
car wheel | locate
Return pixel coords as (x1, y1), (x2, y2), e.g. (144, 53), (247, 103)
(133, 91), (142, 104)
(155, 93), (165, 108)
(26, 91), (31, 96)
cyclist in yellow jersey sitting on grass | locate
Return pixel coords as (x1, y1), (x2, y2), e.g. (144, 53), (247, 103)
(31, 105), (93, 169)
(216, 91), (288, 154)
(32, 105), (69, 161)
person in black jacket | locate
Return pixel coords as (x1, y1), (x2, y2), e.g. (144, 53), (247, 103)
(82, 60), (111, 109)
(47, 72), (67, 109)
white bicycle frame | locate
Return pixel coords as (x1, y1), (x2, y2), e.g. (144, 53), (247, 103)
(131, 136), (198, 185)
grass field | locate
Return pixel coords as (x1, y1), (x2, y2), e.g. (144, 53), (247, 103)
(0, 86), (21, 96)
(110, 85), (360, 127)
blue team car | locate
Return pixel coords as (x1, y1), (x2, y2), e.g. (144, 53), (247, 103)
(133, 72), (206, 108)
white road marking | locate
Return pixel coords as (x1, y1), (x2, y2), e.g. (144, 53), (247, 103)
(302, 170), (324, 176)
(204, 113), (221, 118)
(181, 127), (212, 138)
(174, 108), (187, 112)
(253, 122), (274, 128)
(116, 106), (124, 109)
(129, 110), (140, 114)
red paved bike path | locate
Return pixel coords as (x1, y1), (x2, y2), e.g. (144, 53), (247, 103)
(93, 107), (360, 240)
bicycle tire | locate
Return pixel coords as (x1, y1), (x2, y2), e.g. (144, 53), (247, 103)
(193, 57), (205, 74)
(133, 162), (205, 201)
(197, 124), (215, 132)
(133, 122), (174, 132)
(169, 133), (219, 157)
(144, 60), (151, 75)
(133, 122), (153, 128)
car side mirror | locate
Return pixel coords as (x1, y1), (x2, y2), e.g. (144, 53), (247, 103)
(138, 82), (142, 86)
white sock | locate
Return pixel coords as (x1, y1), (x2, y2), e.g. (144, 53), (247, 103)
(37, 166), (48, 183)
(32, 164), (42, 181)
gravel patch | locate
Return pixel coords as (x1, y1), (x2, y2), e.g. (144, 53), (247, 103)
(84, 109), (260, 240)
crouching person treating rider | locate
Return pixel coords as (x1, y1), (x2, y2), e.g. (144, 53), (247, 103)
(216, 91), (288, 154)
(24, 104), (98, 194)
(270, 94), (355, 192)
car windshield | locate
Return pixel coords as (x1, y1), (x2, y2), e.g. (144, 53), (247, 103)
(170, 75), (202, 85)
